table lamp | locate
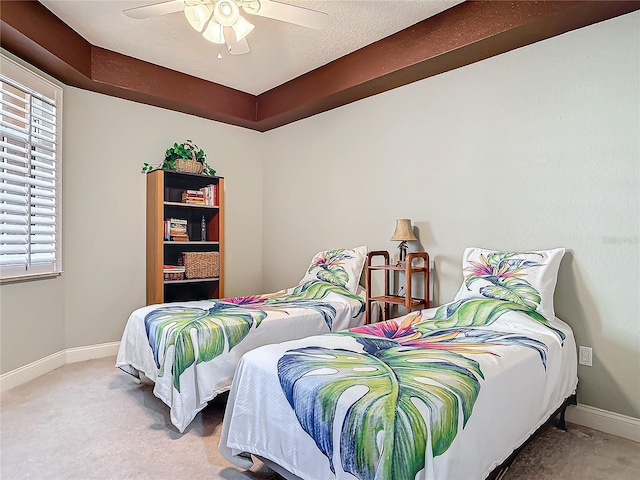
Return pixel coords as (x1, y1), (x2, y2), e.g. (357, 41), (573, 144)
(390, 219), (417, 265)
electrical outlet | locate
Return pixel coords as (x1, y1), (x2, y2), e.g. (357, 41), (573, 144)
(579, 346), (593, 366)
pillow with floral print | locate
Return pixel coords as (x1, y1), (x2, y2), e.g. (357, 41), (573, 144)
(299, 246), (368, 294)
(453, 247), (565, 321)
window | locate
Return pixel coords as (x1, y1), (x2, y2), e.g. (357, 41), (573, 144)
(0, 55), (62, 281)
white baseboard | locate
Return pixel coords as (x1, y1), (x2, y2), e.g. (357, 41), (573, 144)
(65, 341), (120, 364)
(0, 350), (66, 393)
(566, 404), (640, 443)
(0, 341), (120, 393)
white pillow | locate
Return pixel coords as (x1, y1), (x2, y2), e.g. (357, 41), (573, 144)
(299, 246), (368, 294)
(454, 247), (565, 321)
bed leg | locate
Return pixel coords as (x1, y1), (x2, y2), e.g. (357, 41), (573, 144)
(557, 406), (568, 431)
(556, 393), (577, 431)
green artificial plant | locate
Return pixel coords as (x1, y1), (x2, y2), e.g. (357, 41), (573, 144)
(141, 139), (216, 175)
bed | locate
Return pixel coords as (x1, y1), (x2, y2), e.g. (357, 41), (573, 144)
(218, 247), (579, 479)
(116, 246), (370, 433)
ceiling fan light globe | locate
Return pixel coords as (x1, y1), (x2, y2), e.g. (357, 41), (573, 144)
(213, 0), (240, 27)
(184, 4), (212, 32)
(232, 15), (254, 42)
(202, 20), (226, 44)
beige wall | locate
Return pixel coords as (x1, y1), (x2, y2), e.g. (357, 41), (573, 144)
(61, 88), (264, 349)
(1, 78), (264, 370)
(1, 12), (638, 421)
(0, 277), (65, 372)
(261, 12), (640, 418)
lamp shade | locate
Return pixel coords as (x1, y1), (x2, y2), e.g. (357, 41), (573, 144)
(390, 219), (417, 242)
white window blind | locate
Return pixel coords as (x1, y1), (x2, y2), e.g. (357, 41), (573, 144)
(0, 55), (62, 281)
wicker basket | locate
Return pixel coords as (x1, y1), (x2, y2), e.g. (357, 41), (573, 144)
(175, 158), (204, 174)
(181, 251), (220, 279)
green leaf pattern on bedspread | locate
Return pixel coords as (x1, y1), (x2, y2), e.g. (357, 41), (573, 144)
(144, 281), (365, 392)
(463, 252), (543, 309)
(306, 249), (355, 288)
(277, 304), (554, 480)
(426, 298), (566, 343)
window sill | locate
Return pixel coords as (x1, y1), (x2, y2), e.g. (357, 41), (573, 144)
(0, 272), (62, 284)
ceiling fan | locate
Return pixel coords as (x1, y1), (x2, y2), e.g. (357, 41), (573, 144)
(123, 0), (330, 57)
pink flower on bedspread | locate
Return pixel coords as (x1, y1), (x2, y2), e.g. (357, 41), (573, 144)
(311, 250), (349, 268)
(350, 312), (500, 356)
(350, 313), (422, 342)
(464, 253), (526, 280)
(225, 295), (271, 306)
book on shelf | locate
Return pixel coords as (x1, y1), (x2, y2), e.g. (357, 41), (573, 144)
(182, 190), (205, 205)
(171, 234), (189, 242)
(200, 186), (210, 206)
(163, 265), (186, 273)
(199, 184), (218, 206)
(177, 184), (220, 206)
(178, 184), (219, 206)
(163, 264), (186, 281)
(166, 218), (188, 240)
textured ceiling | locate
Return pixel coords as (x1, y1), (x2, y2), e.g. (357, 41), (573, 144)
(38, 0), (463, 95)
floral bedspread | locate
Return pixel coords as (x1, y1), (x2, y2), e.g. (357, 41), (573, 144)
(220, 299), (578, 479)
(116, 281), (366, 432)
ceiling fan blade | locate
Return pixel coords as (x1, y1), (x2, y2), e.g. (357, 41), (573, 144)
(245, 0), (329, 30)
(227, 36), (250, 55)
(123, 0), (185, 19)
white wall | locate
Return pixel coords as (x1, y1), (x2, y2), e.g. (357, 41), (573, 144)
(261, 12), (640, 418)
(0, 77), (264, 371)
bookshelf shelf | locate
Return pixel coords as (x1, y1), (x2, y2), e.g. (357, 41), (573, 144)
(164, 241), (220, 245)
(146, 170), (224, 304)
(164, 201), (219, 209)
(164, 277), (219, 285)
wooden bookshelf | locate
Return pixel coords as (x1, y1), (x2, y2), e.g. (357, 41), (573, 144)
(146, 170), (224, 304)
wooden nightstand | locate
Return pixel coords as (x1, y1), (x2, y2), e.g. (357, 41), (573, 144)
(365, 250), (430, 324)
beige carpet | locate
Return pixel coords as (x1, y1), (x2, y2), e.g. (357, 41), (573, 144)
(1, 357), (638, 480)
